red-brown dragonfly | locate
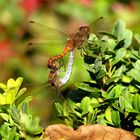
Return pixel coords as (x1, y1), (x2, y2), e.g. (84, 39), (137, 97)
(30, 17), (102, 69)
(27, 17), (104, 88)
(47, 25), (89, 70)
(29, 20), (90, 71)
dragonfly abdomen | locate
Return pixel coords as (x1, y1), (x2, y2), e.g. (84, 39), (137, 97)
(47, 40), (74, 70)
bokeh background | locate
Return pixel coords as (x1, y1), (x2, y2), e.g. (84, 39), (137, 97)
(0, 0), (140, 126)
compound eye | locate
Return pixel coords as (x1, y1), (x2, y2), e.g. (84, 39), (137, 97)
(79, 26), (89, 32)
(85, 27), (89, 32)
(79, 26), (84, 31)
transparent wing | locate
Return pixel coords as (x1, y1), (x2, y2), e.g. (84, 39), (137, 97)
(27, 21), (68, 47)
(89, 17), (111, 38)
(26, 20), (69, 58)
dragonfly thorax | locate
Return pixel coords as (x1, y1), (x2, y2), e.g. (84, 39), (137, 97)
(70, 26), (89, 48)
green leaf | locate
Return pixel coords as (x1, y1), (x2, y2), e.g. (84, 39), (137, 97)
(88, 33), (98, 43)
(112, 65), (126, 78)
(127, 60), (140, 82)
(21, 113), (43, 135)
(16, 87), (27, 99)
(97, 114), (107, 125)
(76, 82), (101, 93)
(112, 19), (132, 48)
(115, 39), (125, 49)
(18, 96), (32, 114)
(55, 103), (63, 116)
(96, 65), (106, 79)
(80, 97), (90, 114)
(128, 68), (140, 83)
(99, 32), (117, 40)
(133, 120), (140, 127)
(107, 39), (117, 51)
(112, 48), (126, 66)
(122, 75), (131, 83)
(0, 83), (7, 91)
(134, 128), (140, 137)
(87, 111), (95, 124)
(119, 90), (133, 111)
(94, 58), (102, 71)
(112, 19), (126, 39)
(102, 92), (111, 99)
(106, 76), (120, 85)
(108, 85), (123, 98)
(105, 106), (112, 123)
(111, 110), (120, 127)
(10, 106), (20, 124)
(136, 115), (140, 121)
(0, 77), (25, 105)
(0, 123), (19, 140)
(132, 94), (140, 112)
(123, 29), (132, 48)
(133, 60), (140, 69)
(0, 113), (9, 122)
(128, 85), (138, 93)
(90, 98), (100, 107)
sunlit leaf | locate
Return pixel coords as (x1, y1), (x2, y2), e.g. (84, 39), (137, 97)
(76, 82), (101, 93)
(111, 110), (120, 127)
(132, 94), (140, 112)
(112, 48), (126, 66)
(133, 120), (140, 127)
(128, 68), (140, 83)
(80, 97), (90, 114)
(105, 106), (112, 123)
(112, 19), (126, 39)
(122, 75), (131, 83)
(134, 128), (140, 137)
(20, 113), (43, 135)
(10, 106), (20, 125)
(119, 91), (133, 111)
(96, 65), (106, 79)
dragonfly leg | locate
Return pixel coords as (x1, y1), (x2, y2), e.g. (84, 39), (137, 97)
(58, 58), (66, 72)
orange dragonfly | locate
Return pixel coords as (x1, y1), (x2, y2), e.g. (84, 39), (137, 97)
(27, 17), (104, 88)
(46, 25), (90, 70)
(28, 18), (103, 71)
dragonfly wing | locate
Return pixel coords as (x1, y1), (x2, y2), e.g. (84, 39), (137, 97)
(27, 21), (68, 45)
(89, 17), (111, 38)
(26, 21), (69, 56)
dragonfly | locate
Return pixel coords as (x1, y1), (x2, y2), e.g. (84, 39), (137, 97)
(47, 25), (90, 70)
(29, 20), (90, 71)
(28, 17), (105, 70)
(27, 17), (105, 94)
(47, 50), (75, 98)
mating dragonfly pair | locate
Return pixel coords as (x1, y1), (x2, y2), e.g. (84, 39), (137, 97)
(29, 20), (91, 94)
(28, 16), (105, 99)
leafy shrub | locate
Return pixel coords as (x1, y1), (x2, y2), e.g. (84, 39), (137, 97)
(0, 19), (140, 139)
(0, 77), (43, 140)
(55, 19), (140, 137)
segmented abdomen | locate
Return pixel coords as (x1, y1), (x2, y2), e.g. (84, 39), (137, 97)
(47, 39), (74, 70)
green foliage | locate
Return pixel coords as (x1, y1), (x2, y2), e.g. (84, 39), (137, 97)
(55, 19), (140, 137)
(1, 19), (140, 139)
(0, 123), (19, 140)
(0, 77), (43, 140)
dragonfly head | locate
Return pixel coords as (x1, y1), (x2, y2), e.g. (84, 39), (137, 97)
(79, 26), (90, 34)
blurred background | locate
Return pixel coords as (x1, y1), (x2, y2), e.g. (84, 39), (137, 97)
(0, 0), (140, 126)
